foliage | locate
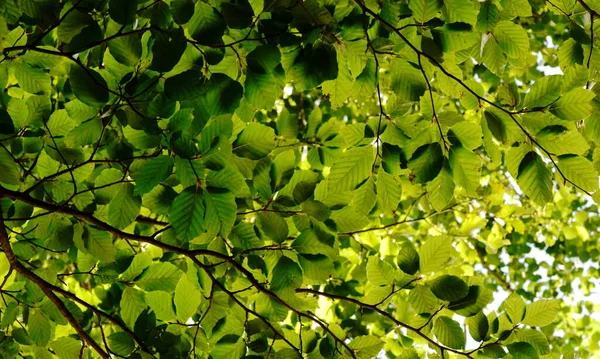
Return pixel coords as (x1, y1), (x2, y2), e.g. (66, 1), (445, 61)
(0, 0), (599, 358)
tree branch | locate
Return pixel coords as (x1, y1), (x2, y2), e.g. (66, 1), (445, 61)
(0, 199), (110, 359)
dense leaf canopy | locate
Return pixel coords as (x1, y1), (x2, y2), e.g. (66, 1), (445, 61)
(0, 0), (600, 358)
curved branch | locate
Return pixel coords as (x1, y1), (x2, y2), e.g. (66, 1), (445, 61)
(353, 0), (593, 197)
(0, 203), (109, 359)
(296, 288), (474, 358)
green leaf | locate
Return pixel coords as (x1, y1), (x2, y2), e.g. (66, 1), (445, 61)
(409, 285), (441, 314)
(476, 1), (499, 32)
(327, 146), (375, 193)
(271, 257), (303, 292)
(13, 63), (51, 94)
(449, 285), (493, 317)
(170, 186), (205, 242)
(504, 292), (526, 324)
(121, 252), (153, 281)
(523, 76), (562, 109)
(301, 200), (331, 221)
(348, 336), (385, 359)
(557, 155), (599, 192)
(107, 332), (135, 357)
(536, 125), (589, 156)
(408, 143), (444, 183)
(109, 0), (137, 25)
(64, 118), (102, 148)
(449, 146), (481, 196)
(133, 156), (174, 195)
(122, 126), (161, 149)
(187, 2), (226, 45)
(409, 0), (442, 23)
(245, 71), (282, 110)
(145, 291), (176, 322)
(211, 337), (246, 359)
(397, 244), (420, 275)
(257, 212), (289, 244)
(502, 0), (533, 17)
(507, 342), (539, 359)
(484, 108), (523, 144)
(367, 256), (395, 287)
(517, 152), (553, 204)
(28, 309), (51, 346)
(515, 329), (550, 355)
(493, 21), (529, 58)
(244, 44), (283, 109)
(200, 74), (244, 116)
(480, 344), (507, 358)
(322, 51), (354, 108)
(69, 66), (109, 108)
(427, 164), (455, 212)
(0, 147), (20, 185)
(233, 122), (276, 160)
(292, 229), (336, 259)
(136, 262), (183, 292)
(522, 300), (560, 327)
(350, 177), (377, 216)
(482, 36), (506, 76)
(419, 236), (453, 273)
(286, 43), (338, 90)
(204, 188), (237, 237)
(444, 0), (476, 25)
(433, 26), (479, 52)
(429, 275), (469, 301)
(150, 29), (187, 73)
(164, 70), (205, 101)
(466, 311), (489, 342)
(558, 38), (584, 70)
(434, 316), (466, 349)
(85, 227), (116, 262)
(448, 121), (483, 151)
(175, 276), (201, 322)
(51, 337), (82, 359)
(342, 39), (368, 79)
(108, 183), (142, 230)
(57, 9), (94, 43)
(120, 287), (146, 329)
(550, 88), (595, 121)
(206, 166), (249, 196)
(107, 34), (142, 66)
(171, 0), (195, 24)
(376, 170), (402, 213)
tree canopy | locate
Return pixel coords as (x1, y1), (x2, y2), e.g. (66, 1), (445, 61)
(0, 0), (599, 358)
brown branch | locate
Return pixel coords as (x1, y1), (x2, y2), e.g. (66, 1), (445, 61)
(24, 149), (162, 194)
(353, 0), (594, 197)
(417, 305), (445, 330)
(197, 265), (301, 355)
(547, 0), (573, 18)
(0, 202), (109, 359)
(296, 288), (475, 358)
(577, 0), (600, 17)
(418, 54), (449, 152)
(588, 15), (595, 89)
(359, 8), (386, 171)
(135, 215), (168, 226)
(1, 186), (354, 357)
(4, 27), (156, 58)
(32, 0), (85, 45)
(340, 204), (459, 235)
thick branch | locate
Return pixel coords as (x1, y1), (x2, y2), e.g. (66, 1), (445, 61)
(0, 198), (109, 359)
(0, 186), (355, 357)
